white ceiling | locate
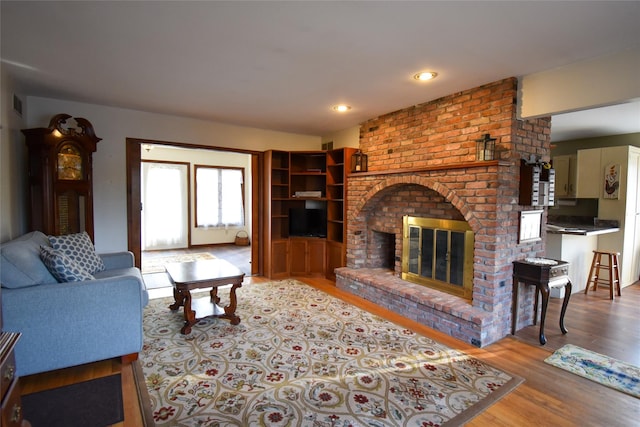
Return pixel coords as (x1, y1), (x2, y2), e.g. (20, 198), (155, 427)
(2, 1), (639, 141)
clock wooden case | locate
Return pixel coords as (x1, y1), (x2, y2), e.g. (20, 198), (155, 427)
(22, 114), (101, 240)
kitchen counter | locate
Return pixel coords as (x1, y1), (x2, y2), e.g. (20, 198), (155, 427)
(546, 216), (619, 236)
(545, 216), (619, 296)
(545, 223), (620, 236)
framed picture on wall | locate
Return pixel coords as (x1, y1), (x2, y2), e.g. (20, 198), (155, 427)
(603, 163), (620, 200)
(518, 209), (543, 243)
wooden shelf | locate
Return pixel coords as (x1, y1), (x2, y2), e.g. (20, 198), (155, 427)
(519, 159), (556, 207)
(263, 148), (356, 280)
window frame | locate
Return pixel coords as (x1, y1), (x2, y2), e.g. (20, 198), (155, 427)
(194, 164), (246, 228)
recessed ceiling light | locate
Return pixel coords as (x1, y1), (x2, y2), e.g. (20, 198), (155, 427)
(332, 104), (352, 112)
(413, 71), (438, 81)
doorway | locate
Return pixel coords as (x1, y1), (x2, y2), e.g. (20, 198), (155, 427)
(141, 161), (190, 251)
(126, 138), (263, 276)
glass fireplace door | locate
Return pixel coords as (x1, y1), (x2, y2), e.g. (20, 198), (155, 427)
(402, 216), (474, 299)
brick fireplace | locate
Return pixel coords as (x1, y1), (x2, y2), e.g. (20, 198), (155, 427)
(335, 78), (551, 347)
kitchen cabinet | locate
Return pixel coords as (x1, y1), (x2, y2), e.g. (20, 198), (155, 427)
(576, 149), (601, 198)
(553, 154), (577, 198)
(546, 233), (598, 295)
(576, 146), (640, 288)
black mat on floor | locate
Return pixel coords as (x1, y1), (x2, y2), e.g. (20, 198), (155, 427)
(22, 373), (123, 427)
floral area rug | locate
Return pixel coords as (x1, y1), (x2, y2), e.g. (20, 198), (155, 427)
(140, 279), (522, 426)
(544, 344), (640, 398)
(142, 252), (215, 274)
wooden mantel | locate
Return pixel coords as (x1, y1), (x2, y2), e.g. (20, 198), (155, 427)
(347, 160), (510, 178)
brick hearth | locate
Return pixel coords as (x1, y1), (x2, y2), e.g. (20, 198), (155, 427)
(336, 267), (492, 346)
(337, 77), (552, 347)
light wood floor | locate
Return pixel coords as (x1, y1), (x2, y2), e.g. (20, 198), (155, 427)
(141, 244), (252, 276)
(20, 252), (640, 426)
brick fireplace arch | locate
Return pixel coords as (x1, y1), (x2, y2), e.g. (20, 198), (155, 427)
(339, 168), (504, 346)
(350, 176), (477, 279)
(351, 175), (474, 227)
(348, 174), (483, 268)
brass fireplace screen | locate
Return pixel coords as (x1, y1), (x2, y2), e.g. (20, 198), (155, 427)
(402, 216), (474, 299)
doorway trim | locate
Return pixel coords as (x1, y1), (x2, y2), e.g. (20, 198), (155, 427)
(126, 138), (263, 275)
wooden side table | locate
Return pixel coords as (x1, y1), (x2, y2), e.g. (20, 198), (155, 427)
(512, 258), (572, 345)
(1, 332), (31, 427)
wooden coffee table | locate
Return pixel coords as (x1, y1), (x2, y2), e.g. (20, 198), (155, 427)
(166, 258), (245, 334)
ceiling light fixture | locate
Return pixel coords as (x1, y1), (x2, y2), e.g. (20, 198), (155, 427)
(332, 104), (352, 112)
(413, 71), (438, 81)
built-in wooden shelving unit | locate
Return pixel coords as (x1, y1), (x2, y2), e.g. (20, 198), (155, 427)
(263, 148), (355, 280)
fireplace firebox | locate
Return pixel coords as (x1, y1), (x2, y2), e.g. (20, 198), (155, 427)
(402, 216), (474, 299)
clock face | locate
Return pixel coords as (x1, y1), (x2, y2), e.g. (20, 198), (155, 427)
(57, 144), (83, 180)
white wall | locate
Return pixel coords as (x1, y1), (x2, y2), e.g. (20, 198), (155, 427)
(321, 126), (359, 149)
(0, 67), (28, 242)
(520, 47), (640, 118)
(22, 97), (320, 252)
(142, 145), (252, 245)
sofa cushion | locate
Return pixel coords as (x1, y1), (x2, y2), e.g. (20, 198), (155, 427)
(40, 246), (95, 282)
(1, 231), (58, 288)
(49, 232), (105, 274)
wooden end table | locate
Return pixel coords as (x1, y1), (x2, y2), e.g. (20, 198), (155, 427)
(512, 258), (572, 345)
(166, 259), (245, 334)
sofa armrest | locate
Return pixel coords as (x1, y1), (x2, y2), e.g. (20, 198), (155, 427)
(2, 275), (146, 376)
(99, 251), (135, 270)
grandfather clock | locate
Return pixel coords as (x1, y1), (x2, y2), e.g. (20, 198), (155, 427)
(22, 114), (101, 240)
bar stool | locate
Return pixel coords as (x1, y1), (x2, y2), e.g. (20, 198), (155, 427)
(584, 250), (621, 300)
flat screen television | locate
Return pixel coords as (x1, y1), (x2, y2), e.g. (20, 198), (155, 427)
(289, 208), (327, 237)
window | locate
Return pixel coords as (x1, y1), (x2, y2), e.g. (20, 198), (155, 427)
(195, 166), (245, 228)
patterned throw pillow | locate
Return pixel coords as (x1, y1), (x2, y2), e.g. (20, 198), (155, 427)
(48, 232), (105, 274)
(40, 246), (94, 282)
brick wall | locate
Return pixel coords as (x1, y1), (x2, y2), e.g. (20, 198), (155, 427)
(338, 77), (553, 346)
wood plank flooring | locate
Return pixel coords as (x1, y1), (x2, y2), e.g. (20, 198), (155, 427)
(19, 246), (640, 426)
(142, 244), (252, 276)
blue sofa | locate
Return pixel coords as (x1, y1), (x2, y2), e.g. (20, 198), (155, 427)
(0, 231), (149, 376)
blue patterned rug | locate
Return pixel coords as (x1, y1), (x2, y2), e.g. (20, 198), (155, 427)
(140, 279), (523, 426)
(544, 344), (640, 398)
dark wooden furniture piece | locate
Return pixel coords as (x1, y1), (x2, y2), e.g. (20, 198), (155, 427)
(519, 159), (555, 207)
(166, 259), (245, 334)
(512, 258), (572, 345)
(1, 332), (30, 427)
(585, 250), (622, 300)
(263, 148), (355, 280)
(22, 114), (101, 240)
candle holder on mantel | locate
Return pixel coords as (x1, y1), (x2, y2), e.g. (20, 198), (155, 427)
(351, 150), (368, 172)
(475, 133), (497, 161)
